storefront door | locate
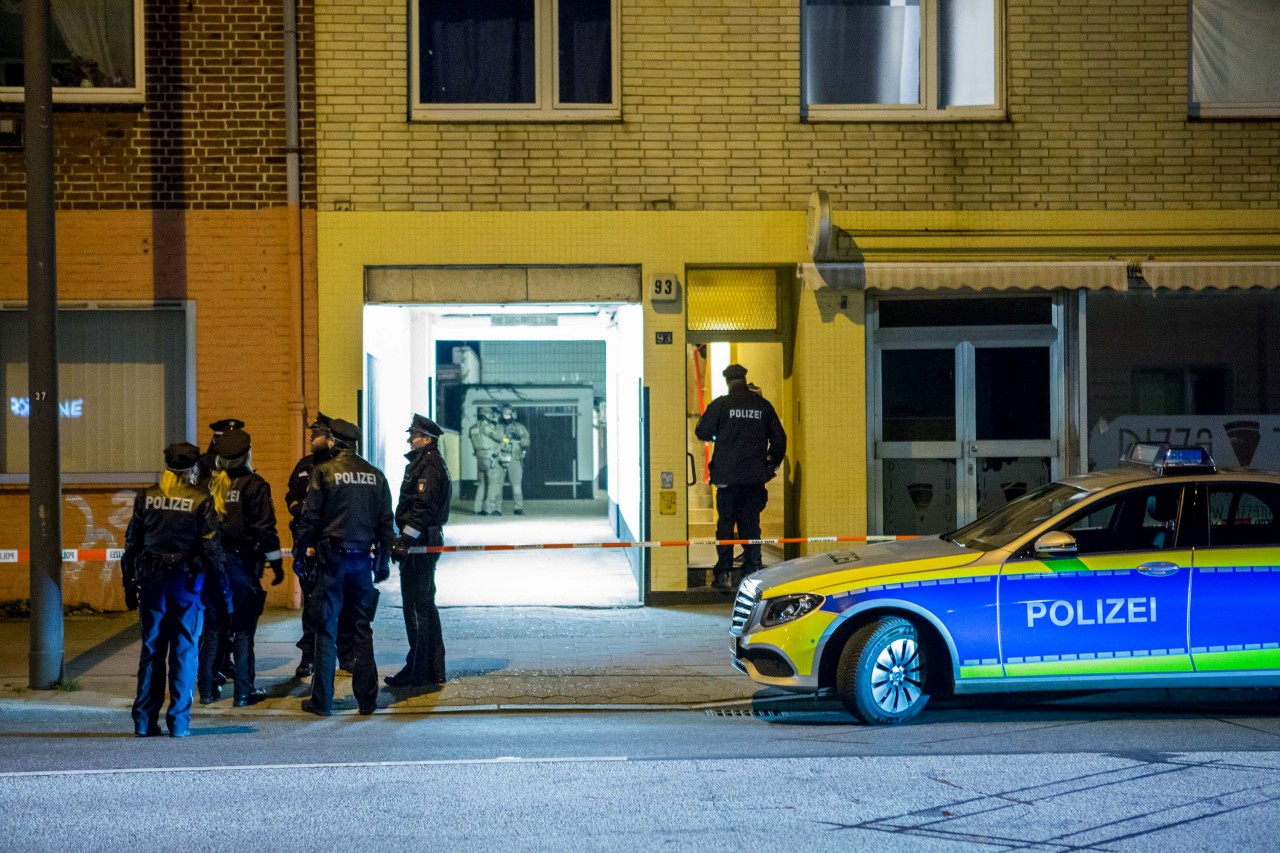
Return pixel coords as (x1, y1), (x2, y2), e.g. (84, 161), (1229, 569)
(870, 296), (1065, 536)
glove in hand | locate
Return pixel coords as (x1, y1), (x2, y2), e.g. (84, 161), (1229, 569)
(268, 558), (285, 586)
(391, 534), (413, 562)
(373, 558), (391, 584)
(124, 585), (138, 612)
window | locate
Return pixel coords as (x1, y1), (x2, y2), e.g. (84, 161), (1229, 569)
(0, 306), (193, 482)
(1189, 0), (1280, 118)
(802, 0), (1003, 121)
(1060, 486), (1185, 554)
(411, 0), (619, 121)
(0, 0), (143, 104)
(1207, 485), (1280, 547)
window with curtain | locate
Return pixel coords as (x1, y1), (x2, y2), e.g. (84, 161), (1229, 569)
(0, 0), (141, 103)
(803, 0), (1003, 121)
(1189, 0), (1280, 118)
(413, 0), (618, 120)
(0, 308), (191, 481)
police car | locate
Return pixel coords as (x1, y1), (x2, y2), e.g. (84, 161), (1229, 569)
(730, 443), (1280, 725)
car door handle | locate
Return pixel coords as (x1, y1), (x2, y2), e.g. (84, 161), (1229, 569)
(1136, 561), (1180, 577)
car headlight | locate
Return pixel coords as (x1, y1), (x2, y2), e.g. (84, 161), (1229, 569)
(759, 594), (824, 628)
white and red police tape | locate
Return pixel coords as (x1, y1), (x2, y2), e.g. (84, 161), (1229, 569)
(0, 535), (917, 563)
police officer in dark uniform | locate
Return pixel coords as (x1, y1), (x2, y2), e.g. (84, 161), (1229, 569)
(286, 412), (355, 678)
(695, 364), (787, 590)
(294, 418), (395, 716)
(385, 413), (452, 688)
(195, 416), (245, 691)
(198, 417), (245, 488)
(202, 428), (283, 706)
(122, 442), (226, 738)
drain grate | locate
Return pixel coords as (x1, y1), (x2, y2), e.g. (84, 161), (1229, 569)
(705, 708), (784, 718)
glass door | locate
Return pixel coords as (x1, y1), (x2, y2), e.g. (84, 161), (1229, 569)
(871, 298), (1063, 536)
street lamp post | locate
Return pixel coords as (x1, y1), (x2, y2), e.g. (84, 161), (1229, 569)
(24, 0), (64, 690)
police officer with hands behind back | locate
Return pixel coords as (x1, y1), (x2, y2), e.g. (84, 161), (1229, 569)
(695, 363), (787, 590)
(294, 418), (395, 716)
(204, 428), (283, 707)
(386, 413), (452, 689)
(286, 412), (356, 679)
(122, 442), (226, 738)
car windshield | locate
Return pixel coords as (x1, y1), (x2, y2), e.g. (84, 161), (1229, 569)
(942, 483), (1092, 551)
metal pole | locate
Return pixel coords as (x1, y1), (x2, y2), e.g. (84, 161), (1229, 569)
(24, 0), (64, 690)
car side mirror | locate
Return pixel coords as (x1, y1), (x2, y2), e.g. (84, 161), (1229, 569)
(1034, 531), (1078, 558)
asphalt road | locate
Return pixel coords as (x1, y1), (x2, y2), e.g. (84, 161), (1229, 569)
(3, 695), (1280, 851)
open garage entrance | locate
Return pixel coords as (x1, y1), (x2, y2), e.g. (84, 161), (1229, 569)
(363, 300), (645, 606)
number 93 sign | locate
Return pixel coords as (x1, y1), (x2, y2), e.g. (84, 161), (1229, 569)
(650, 274), (679, 303)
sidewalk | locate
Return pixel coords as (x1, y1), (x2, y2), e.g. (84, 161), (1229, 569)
(0, 601), (767, 717)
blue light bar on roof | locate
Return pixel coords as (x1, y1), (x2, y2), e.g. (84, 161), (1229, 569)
(1122, 442), (1216, 474)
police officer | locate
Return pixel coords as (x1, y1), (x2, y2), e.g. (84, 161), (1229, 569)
(294, 418), (395, 716)
(469, 407), (504, 516)
(203, 428), (283, 707)
(386, 413), (452, 688)
(198, 417), (245, 488)
(285, 412), (356, 678)
(695, 364), (787, 590)
(497, 405), (531, 516)
(122, 442), (226, 738)
(195, 416), (244, 689)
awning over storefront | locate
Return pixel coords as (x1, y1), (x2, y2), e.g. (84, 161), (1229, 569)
(799, 260), (1130, 292)
(1138, 261), (1280, 291)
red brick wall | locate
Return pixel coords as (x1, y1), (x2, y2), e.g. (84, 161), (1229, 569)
(0, 0), (315, 209)
(0, 208), (319, 611)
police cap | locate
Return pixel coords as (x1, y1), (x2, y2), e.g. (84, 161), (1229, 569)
(213, 428), (251, 459)
(164, 442), (200, 471)
(329, 418), (361, 444)
(308, 412), (332, 433)
(407, 413), (443, 437)
(723, 363), (747, 381)
(209, 417), (245, 434)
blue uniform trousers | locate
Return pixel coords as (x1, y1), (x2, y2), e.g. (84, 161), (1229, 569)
(196, 569), (230, 701)
(310, 552), (379, 712)
(133, 569), (204, 734)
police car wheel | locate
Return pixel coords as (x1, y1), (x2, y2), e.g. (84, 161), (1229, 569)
(835, 616), (929, 725)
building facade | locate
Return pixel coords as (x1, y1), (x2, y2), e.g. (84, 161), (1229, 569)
(312, 0), (1280, 599)
(0, 1), (318, 609)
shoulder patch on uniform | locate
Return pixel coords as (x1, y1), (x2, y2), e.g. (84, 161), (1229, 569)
(417, 479), (426, 492)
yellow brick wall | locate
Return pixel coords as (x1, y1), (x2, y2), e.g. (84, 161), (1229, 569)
(790, 289), (867, 555)
(314, 0), (1280, 212)
(317, 210), (806, 591)
(0, 209), (319, 610)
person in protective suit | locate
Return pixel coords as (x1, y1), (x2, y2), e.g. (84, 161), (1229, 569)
(385, 413), (452, 688)
(694, 363), (787, 590)
(497, 405), (531, 515)
(202, 428), (283, 707)
(468, 406), (504, 516)
(294, 418), (395, 716)
(122, 442), (226, 737)
(286, 412), (357, 678)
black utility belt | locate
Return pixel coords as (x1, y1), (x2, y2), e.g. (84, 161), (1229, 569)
(140, 551), (197, 573)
